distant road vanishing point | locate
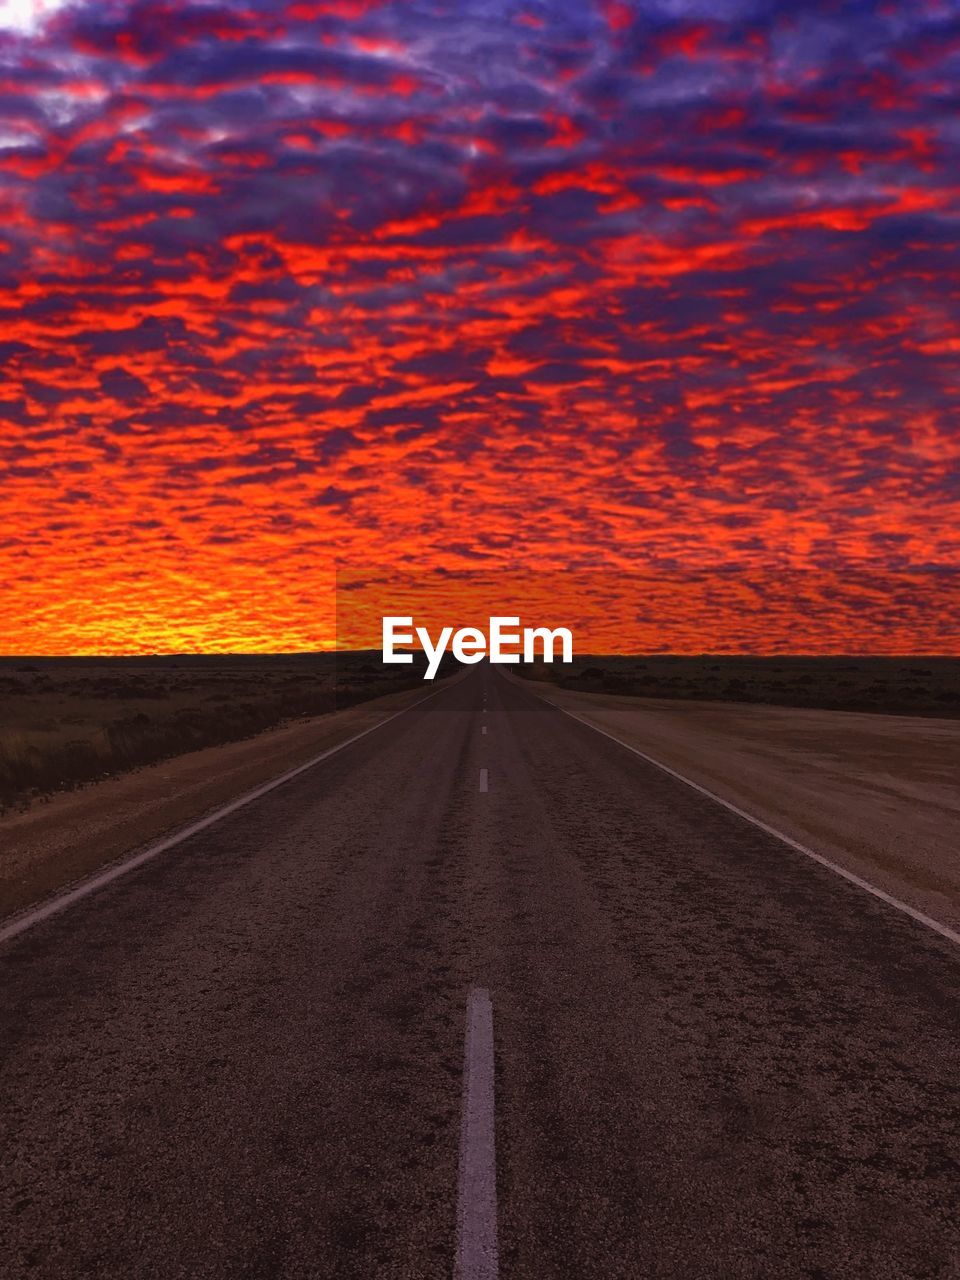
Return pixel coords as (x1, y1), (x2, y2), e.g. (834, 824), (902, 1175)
(1, 665), (959, 1278)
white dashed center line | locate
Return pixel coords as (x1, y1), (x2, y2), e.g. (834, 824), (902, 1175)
(455, 988), (499, 1280)
(479, 768), (488, 793)
(482, 726), (487, 735)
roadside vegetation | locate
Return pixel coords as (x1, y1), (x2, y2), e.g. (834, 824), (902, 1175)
(0, 652), (450, 814)
(520, 654), (960, 718)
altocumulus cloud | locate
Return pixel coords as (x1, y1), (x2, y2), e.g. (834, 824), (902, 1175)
(0, 0), (957, 652)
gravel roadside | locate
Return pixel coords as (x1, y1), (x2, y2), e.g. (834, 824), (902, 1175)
(0, 677), (458, 921)
(524, 679), (960, 938)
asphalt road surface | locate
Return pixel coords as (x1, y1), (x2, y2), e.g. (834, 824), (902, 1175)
(2, 666), (959, 1279)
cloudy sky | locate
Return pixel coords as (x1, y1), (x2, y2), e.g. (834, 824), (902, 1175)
(1, 0), (957, 652)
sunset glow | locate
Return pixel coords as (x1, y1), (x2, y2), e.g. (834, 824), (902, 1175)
(1, 0), (958, 654)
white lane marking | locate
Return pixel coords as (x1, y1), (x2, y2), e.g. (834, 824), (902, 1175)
(548, 700), (960, 950)
(0, 681), (456, 947)
(482, 726), (487, 736)
(479, 768), (488, 793)
(455, 988), (498, 1280)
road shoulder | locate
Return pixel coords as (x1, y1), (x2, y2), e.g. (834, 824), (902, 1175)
(0, 678), (458, 922)
(515, 674), (960, 939)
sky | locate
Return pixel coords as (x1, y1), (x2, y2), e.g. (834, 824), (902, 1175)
(0, 0), (958, 654)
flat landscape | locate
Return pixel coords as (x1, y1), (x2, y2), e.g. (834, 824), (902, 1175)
(525, 654), (960, 717)
(4, 653), (959, 936)
(1, 665), (958, 1279)
(2, 0), (956, 1274)
(0, 676), (457, 921)
(520, 678), (960, 938)
(0, 651), (445, 816)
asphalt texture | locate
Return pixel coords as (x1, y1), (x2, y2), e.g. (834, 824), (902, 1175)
(1, 666), (959, 1279)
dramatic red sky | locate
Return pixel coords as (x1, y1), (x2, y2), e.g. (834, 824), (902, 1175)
(1, 0), (958, 653)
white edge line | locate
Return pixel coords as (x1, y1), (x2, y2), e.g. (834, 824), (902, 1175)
(547, 699), (960, 951)
(455, 987), (499, 1280)
(0, 680), (453, 947)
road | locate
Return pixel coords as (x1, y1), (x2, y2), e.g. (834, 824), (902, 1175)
(1, 665), (959, 1279)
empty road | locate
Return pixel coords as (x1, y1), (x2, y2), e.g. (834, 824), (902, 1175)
(2, 666), (959, 1278)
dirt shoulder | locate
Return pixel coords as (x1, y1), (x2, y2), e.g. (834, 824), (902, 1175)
(525, 680), (960, 937)
(0, 678), (457, 922)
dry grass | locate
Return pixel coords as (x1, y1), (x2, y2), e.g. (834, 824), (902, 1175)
(0, 677), (460, 919)
(0, 652), (447, 813)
